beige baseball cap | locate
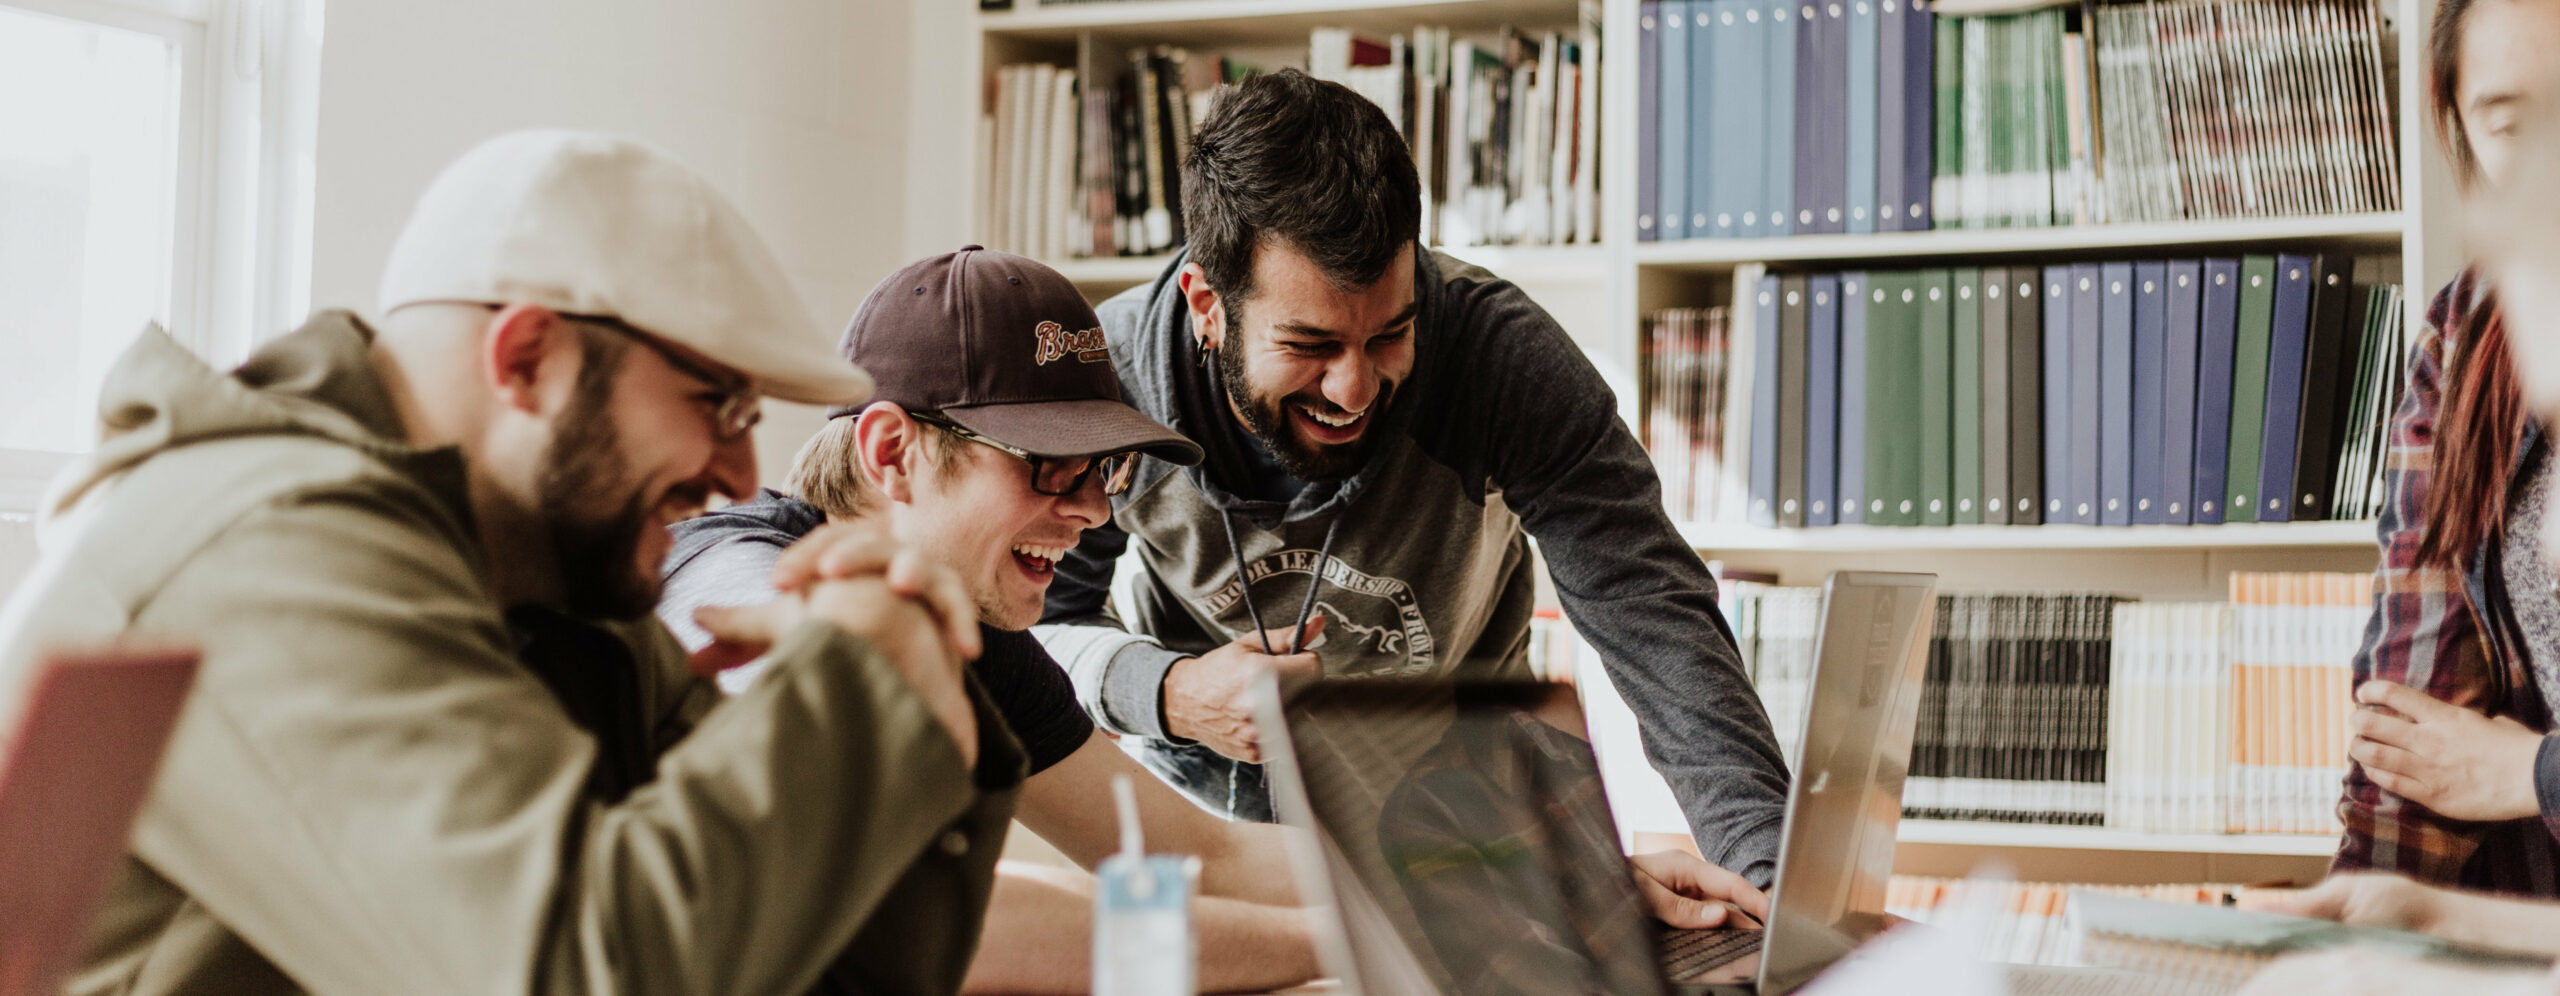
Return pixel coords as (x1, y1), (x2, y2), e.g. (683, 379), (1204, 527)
(377, 129), (872, 405)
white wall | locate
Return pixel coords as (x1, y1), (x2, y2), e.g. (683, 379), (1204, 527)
(307, 0), (917, 481)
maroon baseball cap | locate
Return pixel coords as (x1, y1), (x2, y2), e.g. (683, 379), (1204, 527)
(833, 246), (1202, 465)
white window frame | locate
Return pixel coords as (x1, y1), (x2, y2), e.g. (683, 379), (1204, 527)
(0, 0), (322, 514)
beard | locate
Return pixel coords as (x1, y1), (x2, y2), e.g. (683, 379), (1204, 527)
(535, 366), (664, 621)
(1218, 328), (1397, 485)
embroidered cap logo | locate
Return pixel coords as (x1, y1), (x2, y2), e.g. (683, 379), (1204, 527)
(1032, 320), (1111, 366)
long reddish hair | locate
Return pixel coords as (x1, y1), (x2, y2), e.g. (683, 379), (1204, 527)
(2418, 297), (2522, 570)
(2411, 0), (2525, 571)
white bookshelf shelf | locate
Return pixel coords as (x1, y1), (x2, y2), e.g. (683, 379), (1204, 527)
(1678, 520), (2378, 552)
(1898, 820), (2341, 856)
(1633, 213), (2408, 271)
(982, 0), (1588, 41)
(1046, 255), (1175, 286)
(1046, 244), (1608, 288)
(1438, 243), (1610, 283)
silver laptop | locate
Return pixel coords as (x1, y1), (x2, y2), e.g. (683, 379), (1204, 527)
(1257, 570), (1939, 996)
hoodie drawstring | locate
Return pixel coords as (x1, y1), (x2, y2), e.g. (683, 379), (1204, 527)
(1216, 510), (1341, 655)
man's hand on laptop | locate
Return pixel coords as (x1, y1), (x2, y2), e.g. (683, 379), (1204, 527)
(1631, 850), (1768, 930)
(1163, 616), (1327, 762)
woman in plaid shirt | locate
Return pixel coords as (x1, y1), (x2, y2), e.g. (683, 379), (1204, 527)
(2324, 0), (2560, 898)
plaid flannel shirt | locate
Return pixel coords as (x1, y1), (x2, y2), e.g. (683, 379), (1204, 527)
(2334, 269), (2560, 895)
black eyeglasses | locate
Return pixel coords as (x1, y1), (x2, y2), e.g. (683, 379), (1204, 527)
(562, 312), (764, 441)
(912, 413), (1140, 497)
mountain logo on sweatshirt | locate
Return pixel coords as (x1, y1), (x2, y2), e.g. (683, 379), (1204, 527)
(1204, 550), (1436, 677)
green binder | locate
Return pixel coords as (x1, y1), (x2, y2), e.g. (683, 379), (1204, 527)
(1953, 267), (1984, 524)
(1868, 272), (1922, 525)
(1920, 270), (1956, 526)
(2225, 255), (2279, 523)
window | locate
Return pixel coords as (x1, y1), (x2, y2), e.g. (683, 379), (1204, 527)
(0, 0), (321, 512)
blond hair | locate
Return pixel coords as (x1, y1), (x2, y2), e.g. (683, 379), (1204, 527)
(784, 410), (962, 518)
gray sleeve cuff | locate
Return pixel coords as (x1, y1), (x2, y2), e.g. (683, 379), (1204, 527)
(1100, 642), (1193, 744)
(2537, 735), (2560, 825)
(1719, 815), (1784, 892)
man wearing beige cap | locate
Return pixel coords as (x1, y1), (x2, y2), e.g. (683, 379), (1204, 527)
(0, 129), (1020, 994)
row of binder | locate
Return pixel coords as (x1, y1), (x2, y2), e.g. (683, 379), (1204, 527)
(1637, 0), (1938, 241)
(1650, 253), (2406, 529)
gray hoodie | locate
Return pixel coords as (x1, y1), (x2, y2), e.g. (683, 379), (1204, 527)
(1034, 250), (1789, 884)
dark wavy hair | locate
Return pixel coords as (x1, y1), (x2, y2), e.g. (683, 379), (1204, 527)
(1179, 69), (1422, 307)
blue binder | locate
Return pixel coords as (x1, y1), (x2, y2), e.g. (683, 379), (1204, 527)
(1900, 0), (1935, 229)
(1847, 0), (1879, 234)
(2191, 259), (2243, 524)
(1750, 274), (1782, 525)
(1764, 0), (1797, 237)
(1688, 0), (1718, 239)
(1705, 0), (1747, 236)
(2069, 263), (2102, 526)
(2255, 254), (2318, 523)
(1875, 0), (1906, 232)
(1839, 271), (1871, 524)
(2041, 265), (2072, 524)
(1809, 274), (1842, 525)
(2161, 261), (2203, 525)
(2131, 261), (2170, 525)
(1659, 0), (1691, 240)
(1638, 1), (1662, 242)
(1797, 0), (1848, 235)
(2100, 263), (2135, 526)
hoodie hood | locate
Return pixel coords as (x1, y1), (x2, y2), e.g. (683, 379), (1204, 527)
(47, 311), (470, 530)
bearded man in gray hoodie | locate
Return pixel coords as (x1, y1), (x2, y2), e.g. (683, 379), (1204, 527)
(1034, 70), (1793, 902)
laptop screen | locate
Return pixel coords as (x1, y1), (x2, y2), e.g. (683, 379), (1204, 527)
(1260, 679), (1670, 996)
(1758, 571), (1937, 993)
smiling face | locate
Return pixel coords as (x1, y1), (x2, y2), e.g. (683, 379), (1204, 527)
(872, 414), (1116, 630)
(1205, 240), (1418, 483)
(538, 320), (761, 620)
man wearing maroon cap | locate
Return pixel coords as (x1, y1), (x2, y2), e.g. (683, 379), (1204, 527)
(658, 247), (1328, 993)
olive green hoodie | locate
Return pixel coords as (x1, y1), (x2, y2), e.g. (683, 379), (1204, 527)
(0, 312), (1024, 995)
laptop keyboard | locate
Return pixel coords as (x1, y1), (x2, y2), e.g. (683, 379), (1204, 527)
(1660, 928), (1763, 981)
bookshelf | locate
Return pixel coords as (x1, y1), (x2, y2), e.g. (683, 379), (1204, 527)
(1895, 821), (2336, 856)
(943, 0), (2454, 886)
(1679, 519), (2377, 553)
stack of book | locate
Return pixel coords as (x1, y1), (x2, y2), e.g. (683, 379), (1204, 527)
(2086, 0), (2400, 224)
(1933, 8), (2087, 229)
(1906, 593), (2120, 826)
(985, 50), (1232, 262)
(1639, 253), (2406, 529)
(1885, 877), (2237, 967)
(1644, 306), (1737, 523)
(1330, 16), (1606, 249)
(1637, 0), (2399, 241)
(1717, 579), (1822, 770)
(1723, 572), (2369, 833)
(2108, 572), (2369, 834)
(985, 13), (1605, 262)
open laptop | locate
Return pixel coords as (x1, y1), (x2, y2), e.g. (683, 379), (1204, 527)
(1257, 570), (1938, 996)
(0, 645), (201, 996)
